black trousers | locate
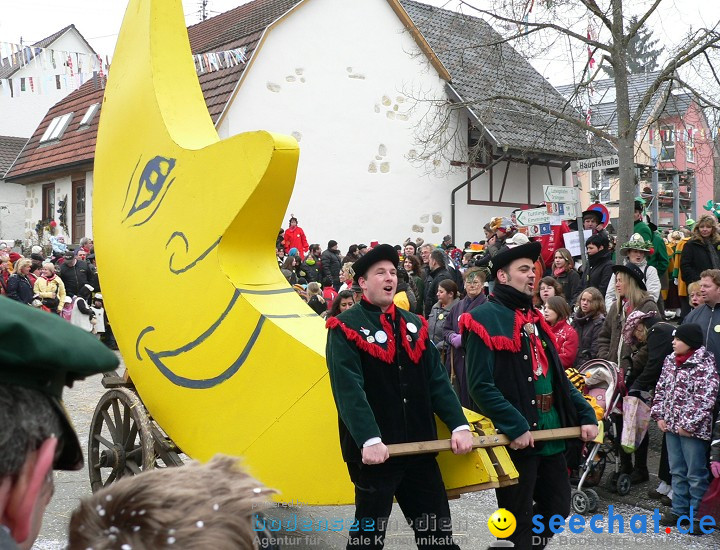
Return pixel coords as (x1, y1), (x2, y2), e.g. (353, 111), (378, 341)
(346, 457), (459, 550)
(495, 451), (570, 550)
(659, 432), (671, 484)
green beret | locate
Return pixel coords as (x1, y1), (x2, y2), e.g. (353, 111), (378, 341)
(0, 296), (119, 469)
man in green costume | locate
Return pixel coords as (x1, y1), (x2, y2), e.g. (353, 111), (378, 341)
(0, 296), (119, 549)
(461, 242), (598, 549)
(326, 244), (473, 550)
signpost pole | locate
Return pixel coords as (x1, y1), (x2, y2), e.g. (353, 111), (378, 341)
(572, 171), (588, 269)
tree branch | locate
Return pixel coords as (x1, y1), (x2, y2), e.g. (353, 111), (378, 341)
(473, 94), (617, 144)
(630, 30), (720, 128)
(626, 0), (663, 44)
(457, 1), (612, 53)
(578, 0), (612, 32)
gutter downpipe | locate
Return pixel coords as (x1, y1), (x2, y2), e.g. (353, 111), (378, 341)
(451, 151), (508, 245)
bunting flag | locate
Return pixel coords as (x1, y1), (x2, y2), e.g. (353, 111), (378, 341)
(0, 41), (247, 97)
(0, 39), (112, 97)
(587, 22), (596, 69)
(193, 46), (247, 74)
(644, 127), (718, 144)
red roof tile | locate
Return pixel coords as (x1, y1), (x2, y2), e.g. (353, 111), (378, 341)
(5, 79), (104, 182)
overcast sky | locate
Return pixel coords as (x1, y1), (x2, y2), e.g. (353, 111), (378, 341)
(1, 0), (718, 87)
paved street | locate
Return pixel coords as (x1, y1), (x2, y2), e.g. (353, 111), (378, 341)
(33, 352), (720, 549)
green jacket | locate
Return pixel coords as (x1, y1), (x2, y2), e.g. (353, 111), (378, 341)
(326, 300), (467, 463)
(462, 298), (596, 453)
(633, 220), (653, 243)
(648, 231), (670, 275)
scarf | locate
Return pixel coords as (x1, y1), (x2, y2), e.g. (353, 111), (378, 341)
(588, 249), (610, 268)
(705, 238), (720, 270)
(493, 284), (549, 379)
(491, 283), (534, 311)
(553, 266), (568, 277)
(675, 350), (695, 367)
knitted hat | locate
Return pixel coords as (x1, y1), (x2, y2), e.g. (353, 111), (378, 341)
(622, 310), (657, 345)
(673, 324), (703, 350)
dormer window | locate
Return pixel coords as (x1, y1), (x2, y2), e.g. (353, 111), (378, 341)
(39, 113), (74, 143)
(78, 103), (100, 129)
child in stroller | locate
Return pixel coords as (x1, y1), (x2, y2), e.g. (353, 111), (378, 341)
(567, 359), (628, 514)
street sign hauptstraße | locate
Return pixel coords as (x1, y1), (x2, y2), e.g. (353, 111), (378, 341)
(516, 207), (550, 226)
(543, 185), (578, 204)
(571, 155), (620, 172)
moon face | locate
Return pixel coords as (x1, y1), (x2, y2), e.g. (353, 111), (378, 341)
(93, 0), (514, 504)
(124, 156), (177, 226)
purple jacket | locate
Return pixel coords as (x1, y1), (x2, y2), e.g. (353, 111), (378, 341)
(443, 292), (486, 410)
(651, 347), (719, 440)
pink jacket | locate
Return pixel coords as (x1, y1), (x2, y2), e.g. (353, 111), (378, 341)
(651, 347), (719, 440)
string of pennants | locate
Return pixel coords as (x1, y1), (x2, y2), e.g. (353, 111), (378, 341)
(0, 41), (110, 97)
(193, 46), (247, 74)
(649, 127), (719, 143)
(0, 40), (248, 98)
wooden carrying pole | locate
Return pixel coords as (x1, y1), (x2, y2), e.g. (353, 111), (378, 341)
(386, 427), (582, 457)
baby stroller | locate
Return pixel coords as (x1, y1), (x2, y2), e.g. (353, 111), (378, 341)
(570, 359), (627, 514)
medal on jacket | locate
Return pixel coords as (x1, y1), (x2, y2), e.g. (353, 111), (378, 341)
(524, 323), (535, 337)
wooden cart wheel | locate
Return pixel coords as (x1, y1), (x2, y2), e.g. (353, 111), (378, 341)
(88, 387), (155, 492)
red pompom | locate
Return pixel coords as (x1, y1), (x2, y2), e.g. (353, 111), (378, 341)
(649, 247), (654, 255)
(49, 220), (57, 227)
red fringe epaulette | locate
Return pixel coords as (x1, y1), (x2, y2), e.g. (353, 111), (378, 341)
(400, 316), (428, 363)
(326, 315), (396, 363)
(458, 311), (523, 352)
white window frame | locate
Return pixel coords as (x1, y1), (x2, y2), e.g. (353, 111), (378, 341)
(39, 113), (73, 143)
(78, 103), (100, 128)
(686, 125), (695, 163)
(659, 124), (675, 162)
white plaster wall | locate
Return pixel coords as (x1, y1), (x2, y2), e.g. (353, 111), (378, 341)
(454, 163), (567, 243)
(23, 176), (72, 244)
(0, 180), (25, 241)
(86, 171), (94, 239)
(0, 30), (96, 137)
(218, 0), (477, 248)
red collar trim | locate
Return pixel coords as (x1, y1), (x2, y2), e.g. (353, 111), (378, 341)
(361, 296), (396, 320)
(459, 308), (555, 352)
(326, 310), (426, 364)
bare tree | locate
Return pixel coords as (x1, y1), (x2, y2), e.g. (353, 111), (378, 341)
(450, 0), (720, 246)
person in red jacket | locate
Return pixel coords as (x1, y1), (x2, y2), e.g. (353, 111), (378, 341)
(544, 296), (579, 369)
(283, 215), (309, 256)
(535, 220), (572, 274)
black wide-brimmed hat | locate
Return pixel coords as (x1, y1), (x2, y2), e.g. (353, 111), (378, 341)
(582, 209), (603, 223)
(352, 244), (399, 282)
(489, 241), (542, 277)
(612, 263), (647, 291)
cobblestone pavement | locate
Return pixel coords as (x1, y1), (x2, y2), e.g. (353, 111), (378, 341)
(32, 352), (720, 549)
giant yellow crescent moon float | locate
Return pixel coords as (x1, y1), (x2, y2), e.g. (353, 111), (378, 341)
(94, 0), (516, 504)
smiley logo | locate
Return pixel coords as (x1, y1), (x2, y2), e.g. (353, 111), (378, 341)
(487, 508), (516, 538)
